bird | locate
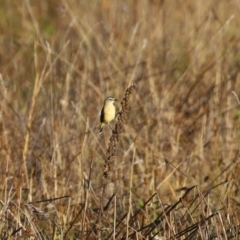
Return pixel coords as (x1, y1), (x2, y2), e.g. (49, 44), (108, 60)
(98, 96), (118, 133)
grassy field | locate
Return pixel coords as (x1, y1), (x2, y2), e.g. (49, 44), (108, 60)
(0, 0), (240, 239)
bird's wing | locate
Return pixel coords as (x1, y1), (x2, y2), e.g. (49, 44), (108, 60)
(100, 107), (104, 123)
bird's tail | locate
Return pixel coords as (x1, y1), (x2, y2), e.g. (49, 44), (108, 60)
(98, 123), (105, 133)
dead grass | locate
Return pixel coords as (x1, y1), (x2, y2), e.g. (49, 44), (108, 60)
(0, 0), (240, 239)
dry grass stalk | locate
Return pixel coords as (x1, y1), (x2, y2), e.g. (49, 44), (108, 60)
(103, 82), (136, 181)
(232, 91), (240, 106)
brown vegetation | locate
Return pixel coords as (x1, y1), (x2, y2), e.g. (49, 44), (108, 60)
(0, 0), (240, 239)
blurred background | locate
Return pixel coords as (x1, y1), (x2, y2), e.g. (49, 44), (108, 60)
(0, 0), (240, 238)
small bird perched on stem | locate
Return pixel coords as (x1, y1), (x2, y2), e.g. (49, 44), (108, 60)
(98, 96), (117, 133)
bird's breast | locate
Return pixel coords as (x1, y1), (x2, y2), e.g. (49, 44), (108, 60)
(104, 105), (116, 123)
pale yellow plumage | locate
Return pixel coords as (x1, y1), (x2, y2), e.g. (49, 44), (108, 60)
(98, 97), (117, 133)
